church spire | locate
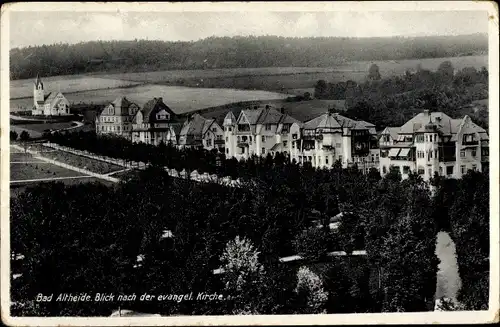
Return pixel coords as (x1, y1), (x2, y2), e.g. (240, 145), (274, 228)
(34, 74), (43, 88)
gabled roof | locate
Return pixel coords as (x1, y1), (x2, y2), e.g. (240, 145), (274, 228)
(180, 113), (216, 140)
(257, 107), (283, 125)
(303, 113), (342, 130)
(398, 111), (487, 140)
(140, 97), (178, 123)
(239, 109), (263, 125)
(382, 127), (400, 140)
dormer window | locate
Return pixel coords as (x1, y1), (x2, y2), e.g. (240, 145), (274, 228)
(156, 109), (170, 121)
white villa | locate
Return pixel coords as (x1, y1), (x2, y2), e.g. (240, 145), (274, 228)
(223, 105), (300, 160)
(32, 74), (71, 116)
(95, 97), (140, 139)
(379, 110), (489, 181)
(289, 111), (379, 172)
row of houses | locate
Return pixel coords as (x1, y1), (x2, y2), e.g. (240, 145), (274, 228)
(95, 96), (489, 182)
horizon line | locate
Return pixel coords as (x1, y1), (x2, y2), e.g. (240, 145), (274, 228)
(9, 32), (488, 51)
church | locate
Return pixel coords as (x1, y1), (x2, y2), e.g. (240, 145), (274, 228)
(32, 74), (71, 116)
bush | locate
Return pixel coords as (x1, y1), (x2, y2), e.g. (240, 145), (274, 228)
(293, 228), (332, 261)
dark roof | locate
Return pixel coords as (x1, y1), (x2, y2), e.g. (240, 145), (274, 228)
(140, 97), (179, 123)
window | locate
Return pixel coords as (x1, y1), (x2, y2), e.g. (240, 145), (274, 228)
(439, 167), (443, 175)
(460, 150), (466, 158)
(338, 155), (342, 163)
(430, 135), (433, 142)
(435, 149), (438, 158)
(472, 149), (477, 157)
(318, 157), (322, 165)
(212, 127), (217, 132)
(382, 166), (387, 174)
(428, 151), (432, 159)
(262, 148), (266, 154)
(418, 166), (425, 175)
(403, 166), (410, 174)
(308, 156), (312, 162)
(283, 141), (288, 147)
(428, 169), (432, 177)
(292, 134), (298, 140)
(461, 165), (466, 174)
(229, 127), (232, 132)
(226, 148), (229, 154)
(226, 137), (228, 142)
(265, 124), (272, 131)
(472, 164), (477, 171)
(482, 147), (489, 156)
(326, 157), (329, 165)
(292, 142), (295, 149)
(446, 166), (453, 175)
(336, 143), (341, 148)
(262, 136), (265, 142)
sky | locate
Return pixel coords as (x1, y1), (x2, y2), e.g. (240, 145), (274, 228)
(9, 10), (489, 49)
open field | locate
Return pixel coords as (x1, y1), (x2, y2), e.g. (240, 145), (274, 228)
(92, 55), (488, 92)
(10, 84), (289, 114)
(10, 75), (141, 100)
(10, 56), (487, 112)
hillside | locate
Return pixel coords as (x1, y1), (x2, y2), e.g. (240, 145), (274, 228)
(10, 34), (488, 80)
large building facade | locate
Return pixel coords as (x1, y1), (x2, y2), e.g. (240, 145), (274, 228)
(223, 105), (300, 161)
(32, 75), (71, 116)
(289, 111), (379, 171)
(95, 97), (140, 139)
(379, 110), (489, 181)
(131, 97), (182, 146)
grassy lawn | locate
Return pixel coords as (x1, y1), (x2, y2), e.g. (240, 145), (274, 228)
(38, 149), (124, 174)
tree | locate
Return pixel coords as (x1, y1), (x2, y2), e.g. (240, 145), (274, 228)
(449, 171), (489, 310)
(380, 174), (438, 312)
(19, 130), (31, 152)
(293, 228), (332, 261)
(294, 266), (329, 314)
(19, 130), (30, 142)
(368, 64), (381, 80)
(437, 61), (454, 83)
(10, 130), (18, 141)
(314, 80), (328, 98)
(220, 236), (265, 314)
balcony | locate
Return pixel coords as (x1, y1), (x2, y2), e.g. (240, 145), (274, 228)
(462, 140), (479, 146)
(214, 139), (225, 145)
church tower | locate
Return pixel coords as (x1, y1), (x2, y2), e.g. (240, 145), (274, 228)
(33, 74), (44, 108)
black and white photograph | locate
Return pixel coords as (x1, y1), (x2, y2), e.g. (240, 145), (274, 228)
(1, 1), (498, 325)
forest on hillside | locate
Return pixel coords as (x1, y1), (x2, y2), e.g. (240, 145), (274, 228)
(9, 34), (488, 80)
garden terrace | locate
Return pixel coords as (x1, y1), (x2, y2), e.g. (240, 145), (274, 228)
(36, 149), (124, 175)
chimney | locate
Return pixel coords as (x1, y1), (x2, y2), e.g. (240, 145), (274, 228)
(423, 109), (430, 116)
(280, 107), (285, 114)
(158, 97), (163, 102)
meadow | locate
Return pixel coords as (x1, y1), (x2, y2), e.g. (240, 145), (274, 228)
(10, 75), (141, 99)
(9, 55), (487, 115)
(11, 84), (289, 114)
(94, 55), (488, 91)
